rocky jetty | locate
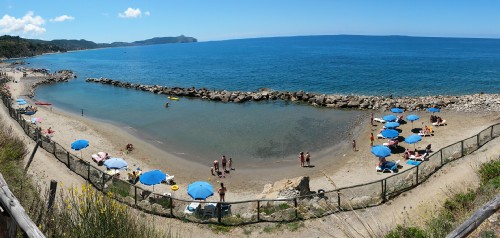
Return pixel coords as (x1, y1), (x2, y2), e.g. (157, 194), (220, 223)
(86, 78), (500, 112)
(28, 70), (76, 98)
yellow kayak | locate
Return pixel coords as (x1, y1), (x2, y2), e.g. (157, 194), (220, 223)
(168, 96), (180, 101)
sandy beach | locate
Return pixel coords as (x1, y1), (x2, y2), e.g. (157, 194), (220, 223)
(2, 65), (499, 201)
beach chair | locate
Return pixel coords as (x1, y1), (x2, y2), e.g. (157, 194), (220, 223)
(202, 203), (217, 219)
(432, 119), (447, 126)
(409, 153), (428, 161)
(183, 202), (201, 215)
(383, 139), (398, 148)
(376, 160), (400, 173)
(373, 118), (386, 123)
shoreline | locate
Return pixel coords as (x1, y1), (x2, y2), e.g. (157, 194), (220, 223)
(3, 63), (500, 203)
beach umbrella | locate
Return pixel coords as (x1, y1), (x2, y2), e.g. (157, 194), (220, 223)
(71, 139), (89, 158)
(140, 170), (167, 192)
(104, 158), (128, 169)
(187, 181), (214, 200)
(384, 122), (400, 129)
(381, 129), (399, 139)
(15, 99), (25, 102)
(371, 145), (391, 158)
(140, 170), (167, 186)
(405, 134), (422, 150)
(391, 108), (404, 114)
(383, 115), (397, 122)
(427, 108), (440, 113)
(18, 101), (27, 105)
(406, 114), (420, 128)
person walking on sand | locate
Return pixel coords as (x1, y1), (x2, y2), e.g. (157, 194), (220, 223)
(218, 183), (227, 202)
(299, 152), (305, 167)
(229, 157), (234, 170)
(370, 133), (374, 147)
(352, 139), (357, 151)
(305, 152), (311, 167)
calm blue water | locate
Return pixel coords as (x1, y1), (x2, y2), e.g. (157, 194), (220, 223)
(25, 35), (500, 165)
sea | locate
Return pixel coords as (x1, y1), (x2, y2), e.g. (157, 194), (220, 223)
(23, 35), (500, 165)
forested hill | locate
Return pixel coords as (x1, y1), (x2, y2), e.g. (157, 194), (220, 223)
(0, 35), (197, 59)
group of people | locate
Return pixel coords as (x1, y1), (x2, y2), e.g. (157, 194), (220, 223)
(299, 151), (312, 167)
(212, 155), (234, 176)
(401, 144), (432, 160)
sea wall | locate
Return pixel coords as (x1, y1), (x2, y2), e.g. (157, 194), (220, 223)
(27, 70), (76, 98)
(85, 77), (500, 112)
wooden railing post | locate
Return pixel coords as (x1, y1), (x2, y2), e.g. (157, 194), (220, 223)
(381, 180), (386, 202)
(257, 201), (260, 221)
(440, 149), (443, 165)
(294, 198), (298, 219)
(461, 140), (464, 156)
(169, 197), (173, 217)
(337, 191), (341, 209)
(134, 186), (137, 206)
(67, 151), (71, 168)
(217, 202), (222, 224)
(416, 165), (419, 184)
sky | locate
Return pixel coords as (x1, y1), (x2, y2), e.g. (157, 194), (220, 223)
(1, 0), (500, 43)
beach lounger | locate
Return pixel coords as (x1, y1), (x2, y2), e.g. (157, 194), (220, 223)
(202, 203), (217, 219)
(418, 131), (433, 137)
(374, 118), (386, 123)
(183, 202), (201, 215)
(376, 160), (400, 173)
(383, 140), (398, 147)
(409, 153), (428, 161)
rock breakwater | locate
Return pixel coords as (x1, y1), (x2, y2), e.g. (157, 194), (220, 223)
(86, 78), (500, 112)
(28, 70), (76, 98)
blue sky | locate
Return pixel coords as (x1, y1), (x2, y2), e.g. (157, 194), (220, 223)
(1, 0), (500, 43)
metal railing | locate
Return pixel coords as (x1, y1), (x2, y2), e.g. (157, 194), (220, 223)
(2, 80), (499, 225)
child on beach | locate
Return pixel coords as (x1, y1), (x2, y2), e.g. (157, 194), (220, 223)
(352, 140), (357, 151)
(213, 160), (219, 173)
(305, 152), (311, 167)
(370, 133), (374, 147)
(229, 158), (234, 170)
(221, 155), (227, 172)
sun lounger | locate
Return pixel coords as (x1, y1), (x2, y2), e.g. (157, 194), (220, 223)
(409, 153), (428, 161)
(202, 203), (217, 219)
(418, 131), (433, 137)
(183, 202), (201, 215)
(432, 119), (447, 126)
(383, 140), (398, 147)
(374, 118), (386, 123)
(376, 160), (400, 173)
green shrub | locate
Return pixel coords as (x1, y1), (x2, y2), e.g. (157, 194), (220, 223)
(385, 225), (428, 238)
(425, 211), (454, 238)
(478, 159), (500, 185)
(443, 190), (476, 212)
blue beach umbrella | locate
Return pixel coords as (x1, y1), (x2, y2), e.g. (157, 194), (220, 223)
(406, 114), (420, 128)
(18, 101), (27, 105)
(427, 108), (440, 113)
(104, 158), (128, 169)
(15, 99), (25, 102)
(381, 129), (399, 139)
(71, 139), (89, 158)
(384, 122), (400, 129)
(391, 108), (404, 114)
(371, 145), (391, 158)
(383, 115), (397, 122)
(405, 134), (422, 150)
(140, 170), (167, 186)
(187, 181), (214, 200)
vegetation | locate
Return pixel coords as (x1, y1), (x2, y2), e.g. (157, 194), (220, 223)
(0, 34), (197, 59)
(0, 35), (65, 59)
(384, 157), (500, 238)
(0, 121), (174, 237)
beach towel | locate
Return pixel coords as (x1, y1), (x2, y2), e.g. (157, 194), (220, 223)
(407, 160), (421, 166)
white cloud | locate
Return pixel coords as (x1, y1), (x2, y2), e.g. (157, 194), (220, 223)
(119, 8), (142, 18)
(0, 11), (46, 34)
(50, 15), (75, 22)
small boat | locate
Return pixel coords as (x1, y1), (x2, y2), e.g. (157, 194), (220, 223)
(168, 96), (179, 101)
(35, 101), (52, 105)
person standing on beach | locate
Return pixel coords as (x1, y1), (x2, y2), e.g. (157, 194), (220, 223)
(370, 112), (374, 126)
(221, 155), (227, 172)
(213, 160), (219, 173)
(299, 152), (305, 167)
(370, 133), (374, 147)
(305, 152), (311, 167)
(352, 140), (357, 151)
(218, 183), (227, 202)
(229, 158), (234, 170)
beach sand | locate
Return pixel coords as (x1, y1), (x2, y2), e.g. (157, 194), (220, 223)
(4, 67), (500, 199)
